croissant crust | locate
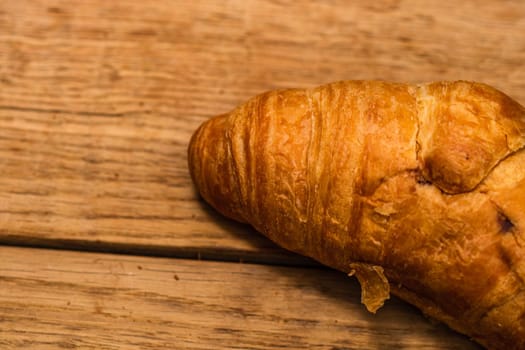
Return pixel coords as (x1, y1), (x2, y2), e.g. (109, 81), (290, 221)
(188, 81), (525, 350)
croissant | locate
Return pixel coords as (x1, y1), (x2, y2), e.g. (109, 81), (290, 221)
(187, 81), (525, 350)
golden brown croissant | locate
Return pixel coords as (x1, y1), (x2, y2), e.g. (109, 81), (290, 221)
(188, 81), (525, 350)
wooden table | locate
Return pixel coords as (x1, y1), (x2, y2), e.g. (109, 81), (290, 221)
(1, 1), (523, 348)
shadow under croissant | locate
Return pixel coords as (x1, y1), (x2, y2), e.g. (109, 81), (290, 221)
(192, 188), (320, 266)
(196, 196), (481, 349)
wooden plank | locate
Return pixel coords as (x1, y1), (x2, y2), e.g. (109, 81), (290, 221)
(0, 0), (524, 260)
(0, 246), (481, 349)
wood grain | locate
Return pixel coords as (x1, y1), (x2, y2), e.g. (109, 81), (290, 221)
(0, 246), (481, 350)
(0, 2), (522, 348)
(1, 0), (525, 260)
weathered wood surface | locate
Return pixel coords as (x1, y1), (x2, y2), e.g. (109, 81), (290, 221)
(0, 0), (524, 259)
(0, 246), (481, 349)
(0, 1), (524, 348)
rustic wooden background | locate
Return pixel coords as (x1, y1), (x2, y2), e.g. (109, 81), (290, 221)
(1, 0), (524, 348)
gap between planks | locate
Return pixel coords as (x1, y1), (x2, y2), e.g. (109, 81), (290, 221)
(0, 233), (322, 268)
